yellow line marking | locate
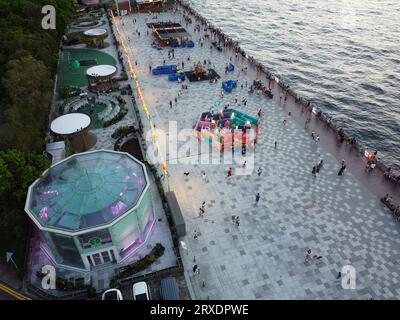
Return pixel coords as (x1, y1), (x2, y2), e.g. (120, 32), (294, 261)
(0, 283), (32, 300)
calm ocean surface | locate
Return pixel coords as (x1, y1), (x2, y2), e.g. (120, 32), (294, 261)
(188, 0), (400, 170)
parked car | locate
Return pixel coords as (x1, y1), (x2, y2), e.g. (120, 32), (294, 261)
(102, 288), (123, 300)
(132, 281), (150, 300)
(160, 277), (180, 300)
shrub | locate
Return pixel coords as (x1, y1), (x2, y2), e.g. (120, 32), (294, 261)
(114, 243), (165, 280)
(103, 108), (128, 128)
(109, 278), (120, 289)
(87, 286), (97, 298)
(111, 125), (131, 139)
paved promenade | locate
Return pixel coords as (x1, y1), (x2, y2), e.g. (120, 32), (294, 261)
(115, 9), (400, 299)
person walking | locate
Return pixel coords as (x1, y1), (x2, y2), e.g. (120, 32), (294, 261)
(312, 166), (317, 177)
(257, 167), (262, 176)
(202, 171), (208, 182)
(198, 207), (204, 218)
(305, 249), (313, 262)
(305, 117), (311, 128)
(274, 141), (277, 149)
(169, 100), (173, 109)
(255, 192), (260, 204)
(335, 272), (342, 283)
(316, 159), (323, 172)
(227, 167), (233, 177)
(305, 249), (322, 262)
(338, 163), (346, 176)
(231, 215), (237, 225)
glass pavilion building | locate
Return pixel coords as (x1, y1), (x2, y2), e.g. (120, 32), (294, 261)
(25, 150), (155, 271)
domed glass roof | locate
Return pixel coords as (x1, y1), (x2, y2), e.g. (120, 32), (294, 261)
(27, 151), (148, 232)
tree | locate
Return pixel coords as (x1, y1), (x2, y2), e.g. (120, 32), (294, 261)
(1, 55), (53, 151)
(0, 149), (49, 212)
(0, 150), (49, 268)
(0, 0), (75, 152)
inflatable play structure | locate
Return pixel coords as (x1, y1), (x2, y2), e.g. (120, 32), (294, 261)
(194, 108), (261, 151)
(168, 70), (186, 81)
(171, 39), (195, 48)
(152, 64), (185, 81)
(152, 65), (178, 75)
(225, 63), (235, 73)
(222, 80), (238, 93)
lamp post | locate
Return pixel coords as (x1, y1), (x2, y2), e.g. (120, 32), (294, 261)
(114, 0), (120, 17)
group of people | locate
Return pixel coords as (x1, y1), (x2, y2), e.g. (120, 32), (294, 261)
(248, 80), (273, 98)
(311, 155), (324, 177)
(170, 2), (400, 187)
(231, 215), (240, 227)
(382, 194), (400, 222)
(198, 201), (206, 218)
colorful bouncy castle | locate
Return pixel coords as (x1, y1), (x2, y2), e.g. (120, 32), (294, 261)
(194, 108), (261, 151)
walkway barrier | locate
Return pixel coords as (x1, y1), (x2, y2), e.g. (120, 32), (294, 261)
(165, 191), (186, 237)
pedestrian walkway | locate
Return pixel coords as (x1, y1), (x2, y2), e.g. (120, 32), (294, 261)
(114, 10), (400, 299)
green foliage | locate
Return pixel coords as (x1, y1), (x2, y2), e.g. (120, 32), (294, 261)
(0, 150), (50, 272)
(1, 55), (53, 151)
(156, 178), (165, 196)
(109, 278), (120, 289)
(87, 286), (97, 298)
(0, 149), (49, 204)
(58, 85), (72, 100)
(113, 243), (165, 281)
(103, 108), (128, 128)
(55, 277), (86, 291)
(147, 164), (166, 199)
(111, 125), (133, 139)
(0, 0), (75, 152)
